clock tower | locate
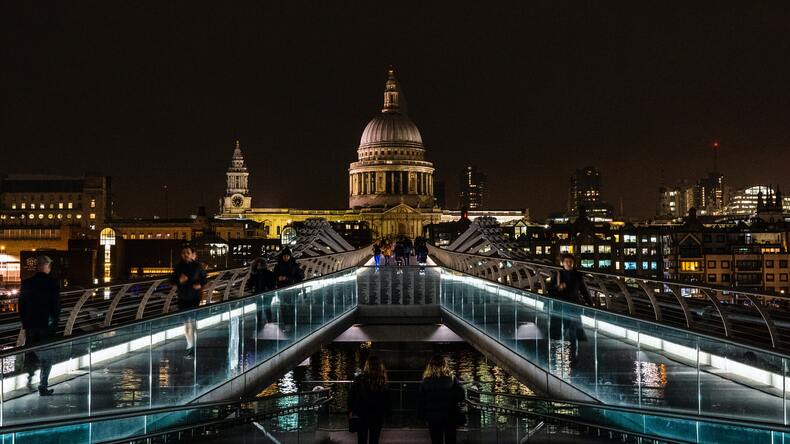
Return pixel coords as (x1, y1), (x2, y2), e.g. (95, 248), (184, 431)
(221, 140), (252, 214)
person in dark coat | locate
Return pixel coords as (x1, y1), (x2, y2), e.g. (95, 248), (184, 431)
(551, 253), (594, 306)
(272, 247), (304, 288)
(393, 240), (405, 266)
(19, 255), (61, 396)
(418, 355), (465, 444)
(250, 257), (276, 294)
(348, 356), (391, 444)
(403, 237), (413, 265)
(372, 244), (382, 268)
(170, 245), (207, 358)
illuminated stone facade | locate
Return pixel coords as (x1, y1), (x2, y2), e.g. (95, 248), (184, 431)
(217, 68), (521, 239)
(349, 68), (435, 209)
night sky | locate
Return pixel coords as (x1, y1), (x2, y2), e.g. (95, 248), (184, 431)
(3, 2), (789, 219)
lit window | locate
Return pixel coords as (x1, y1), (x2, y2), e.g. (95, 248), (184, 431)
(624, 248), (637, 256)
(536, 246), (543, 255)
(30, 203), (36, 209)
(642, 261), (649, 269)
(624, 262), (637, 270)
(651, 262), (657, 270)
(681, 261), (701, 272)
(580, 245), (594, 254)
(598, 259), (612, 268)
(90, 199), (96, 208)
(559, 245), (574, 253)
(68, 202), (73, 209)
(67, 214), (72, 219)
(598, 245), (611, 253)
(57, 214), (63, 219)
(21, 203), (26, 209)
(90, 213), (96, 219)
(58, 203), (64, 209)
(76, 214), (82, 219)
(47, 214), (53, 219)
(11, 204), (16, 209)
(580, 259), (594, 268)
(38, 214), (44, 219)
(623, 235), (637, 243)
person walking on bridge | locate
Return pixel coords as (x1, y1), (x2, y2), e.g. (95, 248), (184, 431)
(171, 245), (207, 359)
(348, 355), (391, 444)
(418, 355), (465, 444)
(372, 243), (382, 268)
(551, 253), (594, 306)
(381, 239), (392, 266)
(19, 255), (61, 396)
(273, 247), (304, 288)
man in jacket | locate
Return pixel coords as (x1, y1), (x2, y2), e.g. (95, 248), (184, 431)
(552, 253), (594, 306)
(272, 248), (304, 288)
(19, 255), (61, 396)
(171, 245), (207, 358)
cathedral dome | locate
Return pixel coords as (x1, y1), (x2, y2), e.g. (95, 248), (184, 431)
(359, 113), (423, 148)
(358, 67), (424, 149)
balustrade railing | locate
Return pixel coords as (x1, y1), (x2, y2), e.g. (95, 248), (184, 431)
(430, 245), (790, 352)
(3, 247), (370, 350)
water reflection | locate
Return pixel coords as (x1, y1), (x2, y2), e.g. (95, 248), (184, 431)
(114, 367), (144, 407)
(636, 360), (668, 403)
(259, 341), (535, 420)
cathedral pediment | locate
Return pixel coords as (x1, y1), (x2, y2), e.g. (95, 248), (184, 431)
(383, 203), (420, 215)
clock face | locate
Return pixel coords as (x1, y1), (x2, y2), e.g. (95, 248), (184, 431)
(231, 195), (244, 207)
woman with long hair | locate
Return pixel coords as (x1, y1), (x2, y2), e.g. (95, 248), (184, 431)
(348, 356), (390, 444)
(418, 355), (465, 444)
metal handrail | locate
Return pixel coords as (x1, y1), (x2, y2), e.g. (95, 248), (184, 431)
(4, 246), (371, 355)
(430, 245), (790, 351)
(438, 262), (790, 362)
(466, 397), (690, 444)
(465, 385), (790, 436)
(0, 389), (332, 435)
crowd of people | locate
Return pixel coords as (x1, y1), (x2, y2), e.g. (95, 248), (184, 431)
(348, 354), (465, 444)
(372, 236), (429, 268)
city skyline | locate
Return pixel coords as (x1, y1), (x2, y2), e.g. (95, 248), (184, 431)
(3, 3), (790, 219)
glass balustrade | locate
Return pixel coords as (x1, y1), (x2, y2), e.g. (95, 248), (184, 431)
(0, 269), (357, 426)
(439, 268), (790, 426)
(0, 391), (329, 444)
(467, 388), (790, 444)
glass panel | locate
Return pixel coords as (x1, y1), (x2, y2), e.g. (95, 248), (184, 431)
(149, 310), (200, 408)
(438, 267), (790, 425)
(90, 320), (151, 415)
(0, 268), (358, 428)
(697, 336), (783, 423)
(2, 335), (91, 425)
